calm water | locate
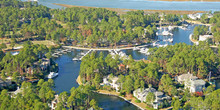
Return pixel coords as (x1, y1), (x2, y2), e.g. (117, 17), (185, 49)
(37, 0), (220, 11)
(52, 25), (196, 109)
(52, 50), (141, 110)
(216, 79), (220, 89)
(93, 93), (139, 110)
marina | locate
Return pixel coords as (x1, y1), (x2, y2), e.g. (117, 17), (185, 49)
(50, 23), (219, 110)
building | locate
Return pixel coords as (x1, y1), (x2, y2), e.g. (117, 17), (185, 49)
(101, 75), (120, 92)
(133, 87), (170, 109)
(188, 13), (202, 20)
(176, 72), (197, 84)
(199, 35), (213, 41)
(33, 58), (50, 71)
(133, 87), (163, 102)
(50, 94), (59, 110)
(185, 79), (206, 93)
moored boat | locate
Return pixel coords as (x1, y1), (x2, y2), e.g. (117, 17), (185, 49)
(48, 72), (58, 79)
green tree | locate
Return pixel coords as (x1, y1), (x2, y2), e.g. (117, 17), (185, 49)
(146, 92), (155, 105)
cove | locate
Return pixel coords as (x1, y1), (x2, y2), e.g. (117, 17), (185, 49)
(52, 25), (197, 109)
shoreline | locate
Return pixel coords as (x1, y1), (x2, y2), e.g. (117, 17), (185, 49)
(53, 3), (206, 14)
(76, 76), (147, 110)
(96, 90), (146, 110)
(63, 44), (149, 50)
(147, 0), (220, 2)
(76, 75), (82, 85)
(189, 34), (199, 44)
(186, 20), (211, 26)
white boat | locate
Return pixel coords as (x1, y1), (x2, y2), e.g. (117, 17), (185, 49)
(48, 72), (58, 79)
(133, 47), (140, 50)
(168, 26), (175, 31)
(162, 30), (173, 36)
(52, 54), (59, 57)
(80, 52), (86, 55)
(61, 50), (67, 54)
(139, 48), (145, 53)
(168, 38), (173, 42)
(72, 58), (79, 61)
(179, 26), (188, 30)
(12, 52), (19, 56)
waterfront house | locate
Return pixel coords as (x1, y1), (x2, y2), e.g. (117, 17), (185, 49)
(133, 87), (169, 109)
(199, 35), (213, 41)
(50, 94), (59, 110)
(188, 13), (202, 20)
(176, 72), (198, 84)
(185, 79), (206, 93)
(33, 58), (50, 71)
(101, 75), (120, 92)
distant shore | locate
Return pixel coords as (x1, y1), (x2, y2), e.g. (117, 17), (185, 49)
(147, 0), (220, 2)
(53, 3), (206, 14)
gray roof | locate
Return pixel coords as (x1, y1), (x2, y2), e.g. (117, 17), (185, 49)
(192, 79), (206, 86)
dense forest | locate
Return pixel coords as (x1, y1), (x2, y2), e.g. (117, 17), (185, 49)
(0, 80), (99, 110)
(0, 41), (51, 83)
(0, 0), (190, 48)
(79, 43), (220, 109)
(80, 43), (219, 88)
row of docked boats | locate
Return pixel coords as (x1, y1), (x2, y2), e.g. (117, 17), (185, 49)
(52, 48), (72, 57)
(163, 38), (173, 42)
(72, 50), (92, 61)
(108, 49), (128, 59)
(139, 48), (150, 55)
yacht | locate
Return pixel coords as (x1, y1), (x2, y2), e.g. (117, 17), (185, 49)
(168, 26), (174, 31)
(168, 38), (173, 42)
(162, 30), (173, 36)
(12, 52), (19, 56)
(133, 47), (140, 50)
(48, 72), (58, 79)
(72, 58), (79, 61)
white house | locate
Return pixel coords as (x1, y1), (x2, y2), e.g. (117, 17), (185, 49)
(177, 73), (206, 93)
(133, 88), (164, 102)
(101, 75), (120, 92)
(199, 35), (213, 41)
(50, 94), (59, 110)
(176, 72), (197, 84)
(133, 87), (169, 109)
(185, 79), (206, 93)
(188, 13), (202, 20)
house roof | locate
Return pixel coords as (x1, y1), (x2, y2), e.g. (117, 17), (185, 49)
(178, 73), (197, 81)
(192, 79), (206, 86)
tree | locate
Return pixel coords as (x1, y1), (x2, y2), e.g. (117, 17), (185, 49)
(146, 92), (155, 105)
(89, 99), (99, 109)
(10, 38), (17, 49)
(173, 98), (181, 110)
(159, 74), (173, 93)
(0, 43), (7, 50)
(134, 79), (140, 90)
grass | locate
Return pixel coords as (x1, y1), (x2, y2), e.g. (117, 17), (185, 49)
(52, 19), (68, 29)
(32, 40), (56, 47)
(53, 3), (206, 15)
